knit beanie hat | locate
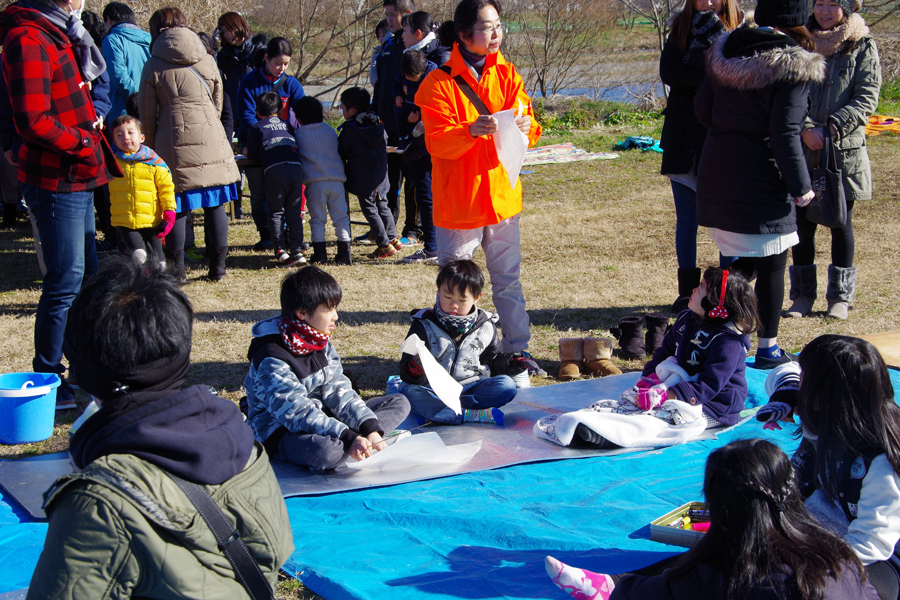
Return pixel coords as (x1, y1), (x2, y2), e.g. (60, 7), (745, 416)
(835, 0), (860, 16)
(754, 0), (808, 28)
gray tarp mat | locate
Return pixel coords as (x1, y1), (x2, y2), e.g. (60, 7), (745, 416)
(0, 372), (726, 518)
(272, 372), (722, 497)
(0, 451), (71, 521)
(0, 590), (26, 599)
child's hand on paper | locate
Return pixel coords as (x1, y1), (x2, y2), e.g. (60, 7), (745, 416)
(515, 114), (531, 134)
(469, 115), (498, 137)
(350, 436), (374, 461)
(367, 431), (387, 453)
(395, 96), (404, 108)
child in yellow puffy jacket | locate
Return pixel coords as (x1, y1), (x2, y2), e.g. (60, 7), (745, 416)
(108, 115), (176, 266)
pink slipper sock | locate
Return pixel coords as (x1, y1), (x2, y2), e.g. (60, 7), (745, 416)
(545, 556), (615, 600)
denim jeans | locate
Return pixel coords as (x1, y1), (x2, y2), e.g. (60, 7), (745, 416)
(671, 180), (698, 270)
(671, 180), (736, 270)
(23, 185), (96, 374)
(399, 375), (517, 424)
(407, 157), (435, 254)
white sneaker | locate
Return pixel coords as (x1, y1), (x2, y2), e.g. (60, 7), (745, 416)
(513, 370), (531, 389)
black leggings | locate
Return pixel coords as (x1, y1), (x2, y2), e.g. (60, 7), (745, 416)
(729, 250), (788, 339)
(164, 205), (228, 277)
(792, 201), (855, 267)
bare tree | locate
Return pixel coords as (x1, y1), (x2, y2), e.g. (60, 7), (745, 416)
(504, 0), (613, 98)
(121, 0), (256, 37)
(619, 0), (679, 52)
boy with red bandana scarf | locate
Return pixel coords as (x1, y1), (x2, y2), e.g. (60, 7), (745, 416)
(244, 266), (410, 470)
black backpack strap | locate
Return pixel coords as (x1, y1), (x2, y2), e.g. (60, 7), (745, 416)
(272, 75), (287, 94)
(165, 472), (276, 600)
(438, 65), (491, 116)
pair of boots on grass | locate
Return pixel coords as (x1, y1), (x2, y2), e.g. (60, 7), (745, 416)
(558, 337), (621, 380)
(610, 313), (670, 360)
(785, 264), (855, 320)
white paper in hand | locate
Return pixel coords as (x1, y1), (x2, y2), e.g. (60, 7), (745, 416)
(400, 334), (463, 415)
(492, 100), (529, 189)
(344, 432), (482, 471)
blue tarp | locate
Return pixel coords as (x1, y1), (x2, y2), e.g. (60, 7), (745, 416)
(1, 364), (897, 599)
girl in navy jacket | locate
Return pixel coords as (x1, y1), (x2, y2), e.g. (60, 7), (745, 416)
(632, 267), (758, 428)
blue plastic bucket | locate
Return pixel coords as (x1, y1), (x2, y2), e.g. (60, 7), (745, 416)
(0, 372), (60, 444)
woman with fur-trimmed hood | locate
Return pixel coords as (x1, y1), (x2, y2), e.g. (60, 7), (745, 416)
(785, 0), (881, 322)
(695, 0), (825, 371)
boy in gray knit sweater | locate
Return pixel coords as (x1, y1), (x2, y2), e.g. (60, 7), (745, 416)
(293, 96), (352, 265)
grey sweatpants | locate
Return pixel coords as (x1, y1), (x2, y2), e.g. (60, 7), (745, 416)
(274, 394), (410, 471)
(306, 179), (351, 242)
(436, 214), (530, 353)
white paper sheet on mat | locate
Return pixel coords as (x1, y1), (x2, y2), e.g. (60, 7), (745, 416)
(344, 432), (482, 471)
(400, 334), (462, 414)
(493, 101), (529, 189)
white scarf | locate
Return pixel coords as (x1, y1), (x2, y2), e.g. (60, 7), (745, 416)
(404, 31), (436, 54)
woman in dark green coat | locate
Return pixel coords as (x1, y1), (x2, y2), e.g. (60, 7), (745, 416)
(785, 0), (881, 321)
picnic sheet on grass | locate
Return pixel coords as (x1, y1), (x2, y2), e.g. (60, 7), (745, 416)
(272, 370), (753, 498)
(523, 142), (618, 166)
(0, 362), (885, 597)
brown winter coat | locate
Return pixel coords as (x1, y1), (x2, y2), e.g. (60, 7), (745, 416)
(138, 27), (239, 193)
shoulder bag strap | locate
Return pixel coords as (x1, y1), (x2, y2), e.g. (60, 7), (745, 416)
(186, 65), (215, 104)
(439, 64), (491, 116)
(272, 75), (287, 94)
(164, 471), (276, 600)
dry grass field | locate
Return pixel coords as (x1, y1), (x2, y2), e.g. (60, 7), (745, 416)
(0, 113), (898, 599)
(2, 121), (899, 459)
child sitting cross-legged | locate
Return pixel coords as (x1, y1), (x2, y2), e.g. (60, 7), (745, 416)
(244, 266), (410, 470)
(398, 259), (530, 425)
(540, 267), (759, 450)
(108, 115), (176, 266)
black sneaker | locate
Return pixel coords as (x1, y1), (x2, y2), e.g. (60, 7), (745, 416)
(753, 350), (797, 370)
(95, 238), (117, 253)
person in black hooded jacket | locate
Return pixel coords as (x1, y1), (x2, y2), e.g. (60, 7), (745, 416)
(24, 255), (294, 600)
(694, 0), (824, 370)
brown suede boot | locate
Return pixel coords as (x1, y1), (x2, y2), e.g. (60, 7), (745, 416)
(584, 337), (622, 377)
(557, 338), (584, 381)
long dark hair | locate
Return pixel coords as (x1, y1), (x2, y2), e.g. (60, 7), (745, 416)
(796, 335), (900, 499)
(782, 25), (816, 52)
(666, 439), (866, 599)
(698, 267), (760, 334)
(669, 0), (742, 53)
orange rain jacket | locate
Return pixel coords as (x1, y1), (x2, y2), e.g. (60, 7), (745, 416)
(416, 44), (541, 229)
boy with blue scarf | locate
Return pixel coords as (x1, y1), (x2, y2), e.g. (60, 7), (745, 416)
(108, 114), (175, 265)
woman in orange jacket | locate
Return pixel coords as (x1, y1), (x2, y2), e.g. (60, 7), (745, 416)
(415, 0), (542, 387)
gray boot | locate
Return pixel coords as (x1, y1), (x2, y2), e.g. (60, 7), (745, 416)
(784, 264), (817, 318)
(826, 264), (855, 320)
